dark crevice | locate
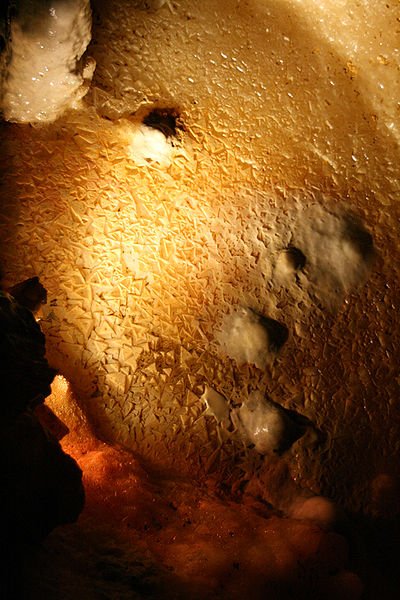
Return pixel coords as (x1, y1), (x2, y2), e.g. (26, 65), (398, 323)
(284, 246), (307, 271)
(258, 314), (289, 352)
(270, 401), (315, 455)
(142, 107), (183, 138)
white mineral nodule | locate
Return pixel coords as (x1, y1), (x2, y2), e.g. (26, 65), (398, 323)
(128, 123), (174, 166)
(217, 307), (288, 369)
(237, 391), (308, 455)
(238, 392), (286, 454)
(292, 206), (374, 307)
(1, 0), (94, 123)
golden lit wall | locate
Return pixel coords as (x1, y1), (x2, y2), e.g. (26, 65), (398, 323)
(1, 0), (399, 513)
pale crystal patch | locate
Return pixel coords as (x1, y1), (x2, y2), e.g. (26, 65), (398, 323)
(201, 385), (230, 423)
(217, 308), (271, 369)
(237, 392), (286, 455)
(1, 0), (94, 123)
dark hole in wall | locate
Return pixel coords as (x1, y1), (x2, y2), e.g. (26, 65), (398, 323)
(259, 315), (289, 352)
(270, 400), (315, 455)
(284, 246), (307, 271)
(142, 108), (183, 138)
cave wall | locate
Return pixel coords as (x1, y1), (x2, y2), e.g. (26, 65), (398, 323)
(0, 0), (399, 516)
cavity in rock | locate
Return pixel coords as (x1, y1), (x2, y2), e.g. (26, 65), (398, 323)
(283, 246), (307, 271)
(142, 108), (183, 138)
(258, 314), (289, 352)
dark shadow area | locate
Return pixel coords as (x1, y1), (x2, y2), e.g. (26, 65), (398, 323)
(142, 107), (184, 138)
(269, 399), (315, 455)
(283, 246), (307, 271)
(259, 313), (289, 352)
(343, 214), (375, 263)
(345, 513), (400, 600)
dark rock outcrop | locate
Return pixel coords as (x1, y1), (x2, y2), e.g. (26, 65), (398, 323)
(1, 410), (84, 543)
(0, 284), (84, 547)
(0, 290), (56, 417)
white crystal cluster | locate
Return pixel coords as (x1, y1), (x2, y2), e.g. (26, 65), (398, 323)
(1, 0), (94, 123)
(217, 308), (272, 370)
